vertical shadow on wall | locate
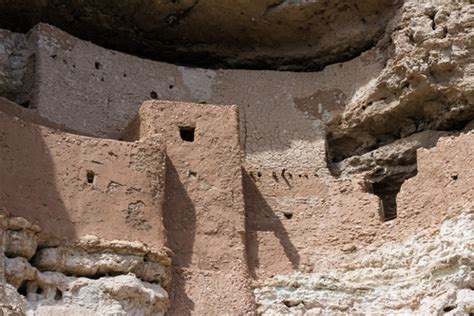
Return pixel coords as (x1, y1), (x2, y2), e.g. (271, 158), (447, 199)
(163, 156), (196, 315)
(242, 168), (300, 278)
(0, 106), (76, 240)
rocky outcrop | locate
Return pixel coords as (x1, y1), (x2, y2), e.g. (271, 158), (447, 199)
(0, 29), (28, 102)
(0, 0), (400, 70)
(326, 0), (474, 217)
(328, 0), (474, 163)
(255, 210), (474, 315)
(333, 130), (453, 181)
(0, 214), (171, 315)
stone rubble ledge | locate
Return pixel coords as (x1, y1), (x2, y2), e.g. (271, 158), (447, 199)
(4, 267), (169, 316)
(1, 214), (171, 282)
(1, 214), (171, 314)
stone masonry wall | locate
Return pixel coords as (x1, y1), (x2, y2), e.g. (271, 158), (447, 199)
(17, 23), (384, 169)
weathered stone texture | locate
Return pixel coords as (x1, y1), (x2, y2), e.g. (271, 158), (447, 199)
(0, 215), (170, 315)
(255, 211), (474, 315)
(0, 0), (400, 70)
(328, 0), (474, 162)
(0, 29), (28, 102)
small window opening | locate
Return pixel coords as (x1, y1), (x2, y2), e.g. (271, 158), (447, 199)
(94, 61), (101, 69)
(179, 126), (195, 142)
(372, 178), (400, 221)
(150, 91), (158, 99)
(169, 84), (174, 89)
(86, 170), (95, 184)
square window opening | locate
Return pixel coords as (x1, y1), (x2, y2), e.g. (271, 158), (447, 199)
(179, 126), (195, 142)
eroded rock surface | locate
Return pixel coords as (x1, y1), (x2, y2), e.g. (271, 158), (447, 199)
(0, 0), (400, 70)
(0, 215), (171, 315)
(0, 29), (28, 102)
(328, 0), (474, 163)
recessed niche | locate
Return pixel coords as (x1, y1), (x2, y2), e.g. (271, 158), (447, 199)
(20, 100), (31, 108)
(86, 170), (95, 184)
(179, 126), (195, 142)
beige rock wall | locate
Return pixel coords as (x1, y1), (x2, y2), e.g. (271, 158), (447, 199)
(0, 0), (472, 314)
(328, 0), (474, 161)
(0, 98), (167, 250)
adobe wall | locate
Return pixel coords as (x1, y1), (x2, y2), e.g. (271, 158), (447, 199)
(18, 23), (384, 169)
(397, 132), (474, 228)
(125, 100), (254, 314)
(256, 131), (474, 314)
(0, 97), (167, 250)
(244, 127), (474, 279)
(243, 167), (381, 278)
(0, 217), (4, 307)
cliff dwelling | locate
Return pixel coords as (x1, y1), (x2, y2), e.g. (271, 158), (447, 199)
(0, 0), (473, 315)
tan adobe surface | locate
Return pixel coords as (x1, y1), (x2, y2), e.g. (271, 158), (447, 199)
(0, 97), (167, 249)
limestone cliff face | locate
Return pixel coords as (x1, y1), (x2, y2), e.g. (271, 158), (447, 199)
(0, 215), (171, 315)
(328, 0), (474, 162)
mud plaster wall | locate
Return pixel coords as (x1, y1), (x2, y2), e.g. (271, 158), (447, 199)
(0, 98), (167, 249)
(19, 23), (385, 169)
(397, 132), (474, 227)
(246, 130), (474, 279)
(125, 100), (254, 314)
(243, 167), (380, 278)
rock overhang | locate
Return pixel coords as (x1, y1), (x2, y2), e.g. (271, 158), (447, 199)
(0, 0), (401, 71)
